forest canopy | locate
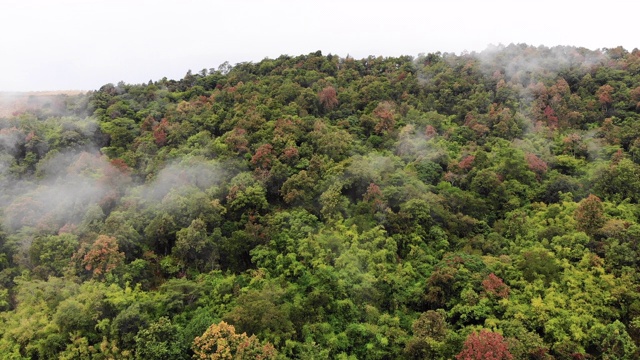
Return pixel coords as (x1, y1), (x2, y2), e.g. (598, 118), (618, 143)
(2, 44), (640, 359)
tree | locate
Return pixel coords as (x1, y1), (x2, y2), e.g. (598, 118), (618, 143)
(543, 105), (559, 129)
(79, 235), (125, 278)
(373, 101), (397, 135)
(53, 299), (92, 335)
(525, 153), (548, 180)
(424, 253), (487, 308)
(152, 118), (170, 146)
(250, 143), (275, 170)
(594, 158), (640, 203)
(103, 210), (142, 260)
(405, 310), (449, 359)
(192, 321), (277, 360)
(574, 194), (605, 236)
(111, 303), (148, 351)
(280, 170), (315, 205)
(518, 248), (562, 284)
(598, 320), (637, 360)
(222, 284), (294, 346)
(596, 84), (614, 110)
(482, 273), (510, 299)
(144, 212), (178, 255)
(134, 317), (187, 360)
(100, 117), (139, 157)
(224, 127), (249, 154)
(29, 233), (79, 278)
(318, 85), (338, 111)
(456, 330), (513, 360)
(173, 218), (217, 272)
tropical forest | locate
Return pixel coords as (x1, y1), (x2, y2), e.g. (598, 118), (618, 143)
(2, 44), (640, 359)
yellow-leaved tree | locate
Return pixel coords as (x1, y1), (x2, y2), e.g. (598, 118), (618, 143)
(193, 321), (276, 360)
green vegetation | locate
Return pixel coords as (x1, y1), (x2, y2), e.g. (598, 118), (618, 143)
(2, 44), (640, 358)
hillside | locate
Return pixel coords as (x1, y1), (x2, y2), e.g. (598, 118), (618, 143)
(1, 45), (640, 359)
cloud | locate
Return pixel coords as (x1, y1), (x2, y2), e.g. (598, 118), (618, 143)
(1, 151), (122, 232)
(473, 44), (608, 83)
(140, 158), (226, 204)
(0, 126), (25, 156)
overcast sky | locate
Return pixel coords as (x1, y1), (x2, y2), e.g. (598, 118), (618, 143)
(1, 0), (637, 92)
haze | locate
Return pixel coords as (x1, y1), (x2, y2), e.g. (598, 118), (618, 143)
(1, 0), (637, 92)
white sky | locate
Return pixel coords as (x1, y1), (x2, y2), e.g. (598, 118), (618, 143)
(0, 0), (637, 91)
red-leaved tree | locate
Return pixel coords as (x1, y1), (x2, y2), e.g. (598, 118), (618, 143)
(152, 118), (170, 146)
(373, 101), (396, 134)
(525, 153), (548, 180)
(596, 84), (614, 110)
(482, 273), (510, 299)
(251, 143), (275, 170)
(543, 105), (559, 129)
(225, 127), (249, 154)
(80, 235), (125, 278)
(456, 330), (513, 360)
(318, 86), (338, 111)
(457, 155), (476, 172)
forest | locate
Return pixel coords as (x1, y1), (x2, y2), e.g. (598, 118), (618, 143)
(1, 44), (640, 359)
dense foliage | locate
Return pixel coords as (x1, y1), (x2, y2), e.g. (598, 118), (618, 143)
(2, 44), (640, 359)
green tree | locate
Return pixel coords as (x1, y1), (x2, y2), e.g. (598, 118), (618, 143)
(173, 218), (217, 272)
(405, 310), (448, 359)
(100, 117), (139, 157)
(134, 317), (187, 360)
(594, 158), (640, 203)
(29, 233), (78, 278)
(223, 283), (294, 347)
(597, 320), (637, 360)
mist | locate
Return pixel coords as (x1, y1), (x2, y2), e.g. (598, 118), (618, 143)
(473, 44), (609, 82)
(1, 150), (122, 233)
(139, 159), (226, 204)
(0, 91), (87, 119)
